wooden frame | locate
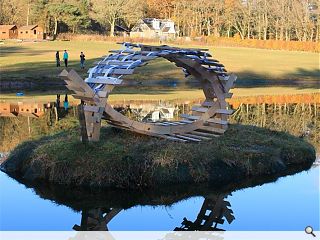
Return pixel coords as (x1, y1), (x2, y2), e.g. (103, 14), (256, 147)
(60, 43), (237, 142)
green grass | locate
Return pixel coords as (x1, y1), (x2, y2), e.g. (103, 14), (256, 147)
(0, 40), (319, 101)
(1, 124), (316, 189)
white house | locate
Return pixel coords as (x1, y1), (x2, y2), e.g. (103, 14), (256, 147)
(130, 18), (177, 39)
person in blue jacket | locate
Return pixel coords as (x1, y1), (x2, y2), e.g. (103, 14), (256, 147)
(63, 50), (69, 67)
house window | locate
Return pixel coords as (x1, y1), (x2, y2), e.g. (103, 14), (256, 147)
(34, 30), (36, 34)
(26, 31), (28, 34)
(2, 32), (6, 34)
(20, 31), (23, 34)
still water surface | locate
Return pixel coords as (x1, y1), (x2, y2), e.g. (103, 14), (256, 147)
(0, 163), (319, 231)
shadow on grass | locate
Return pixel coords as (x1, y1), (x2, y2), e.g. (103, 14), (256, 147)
(0, 45), (56, 58)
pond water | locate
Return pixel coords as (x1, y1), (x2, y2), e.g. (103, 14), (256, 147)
(0, 98), (319, 233)
(0, 163), (319, 231)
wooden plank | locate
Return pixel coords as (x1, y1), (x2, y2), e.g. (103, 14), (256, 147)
(180, 114), (200, 120)
(102, 69), (134, 75)
(179, 120), (194, 123)
(225, 93), (233, 98)
(162, 135), (187, 142)
(158, 122), (180, 126)
(206, 118), (228, 125)
(198, 126), (226, 134)
(202, 101), (215, 107)
(130, 55), (158, 61)
(85, 77), (122, 85)
(84, 105), (104, 113)
(215, 109), (233, 115)
(66, 70), (95, 96)
(172, 134), (202, 142)
(190, 130), (219, 138)
(181, 133), (211, 140)
(94, 60), (136, 65)
(192, 106), (208, 113)
(96, 91), (109, 98)
(224, 74), (237, 91)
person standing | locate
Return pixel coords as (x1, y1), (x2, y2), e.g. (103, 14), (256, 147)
(63, 50), (69, 67)
(55, 51), (60, 67)
(63, 94), (69, 112)
(80, 52), (86, 69)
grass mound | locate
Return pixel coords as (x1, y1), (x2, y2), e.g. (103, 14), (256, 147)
(1, 124), (316, 189)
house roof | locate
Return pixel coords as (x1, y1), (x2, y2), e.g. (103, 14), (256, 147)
(19, 25), (38, 30)
(162, 27), (171, 33)
(0, 25), (17, 30)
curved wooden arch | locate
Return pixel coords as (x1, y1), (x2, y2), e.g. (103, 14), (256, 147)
(60, 43), (237, 142)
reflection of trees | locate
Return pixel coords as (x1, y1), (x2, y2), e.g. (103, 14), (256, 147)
(174, 194), (234, 231)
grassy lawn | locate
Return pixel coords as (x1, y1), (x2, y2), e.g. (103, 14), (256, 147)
(0, 40), (319, 100)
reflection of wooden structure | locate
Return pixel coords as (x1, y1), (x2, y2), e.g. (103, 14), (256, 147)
(0, 102), (45, 118)
(73, 208), (122, 231)
(60, 43), (237, 142)
(72, 194), (234, 232)
(174, 194), (235, 231)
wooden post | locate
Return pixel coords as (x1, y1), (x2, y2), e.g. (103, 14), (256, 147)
(54, 106), (58, 122)
(27, 116), (31, 136)
(78, 103), (89, 144)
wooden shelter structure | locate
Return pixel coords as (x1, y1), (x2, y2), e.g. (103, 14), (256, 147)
(0, 25), (18, 39)
(18, 25), (44, 40)
(60, 43), (237, 142)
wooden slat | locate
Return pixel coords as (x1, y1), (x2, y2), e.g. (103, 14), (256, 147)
(85, 77), (122, 85)
(161, 121), (184, 126)
(162, 135), (187, 142)
(225, 74), (237, 91)
(130, 55), (158, 61)
(215, 109), (233, 115)
(192, 106), (208, 113)
(206, 118), (228, 125)
(225, 93), (233, 98)
(190, 130), (219, 138)
(102, 69), (134, 75)
(181, 133), (211, 140)
(198, 126), (226, 134)
(84, 105), (104, 113)
(180, 114), (200, 120)
(202, 101), (214, 107)
(172, 134), (202, 142)
(179, 120), (194, 123)
(94, 60), (136, 65)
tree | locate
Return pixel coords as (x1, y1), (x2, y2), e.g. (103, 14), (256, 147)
(92, 0), (144, 36)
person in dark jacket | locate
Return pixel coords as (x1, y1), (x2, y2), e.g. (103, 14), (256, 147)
(55, 51), (60, 67)
(80, 52), (85, 69)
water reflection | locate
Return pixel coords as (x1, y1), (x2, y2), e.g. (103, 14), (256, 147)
(174, 194), (234, 231)
(72, 194), (234, 232)
(5, 161), (311, 232)
(0, 99), (318, 153)
(73, 208), (122, 231)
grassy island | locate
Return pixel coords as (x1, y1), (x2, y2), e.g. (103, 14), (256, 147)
(1, 124), (316, 189)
